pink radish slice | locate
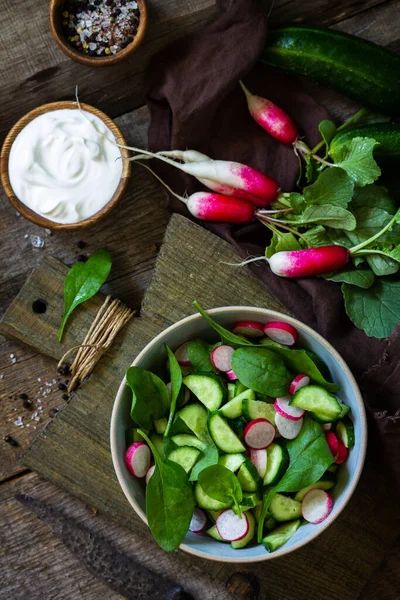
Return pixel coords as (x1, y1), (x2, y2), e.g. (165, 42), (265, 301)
(145, 464), (155, 485)
(189, 508), (208, 534)
(275, 413), (303, 439)
(210, 345), (235, 372)
(226, 369), (238, 381)
(289, 374), (310, 395)
(323, 423), (332, 431)
(250, 448), (268, 478)
(174, 342), (191, 367)
(125, 442), (151, 478)
(325, 431), (339, 458)
(302, 489), (333, 524)
(232, 321), (265, 338)
(244, 418), (275, 449)
(216, 509), (249, 541)
(335, 439), (348, 464)
(274, 396), (305, 421)
(263, 321), (298, 346)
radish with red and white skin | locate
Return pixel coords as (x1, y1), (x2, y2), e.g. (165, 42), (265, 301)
(269, 246), (350, 278)
(250, 448), (268, 478)
(174, 342), (191, 367)
(289, 374), (310, 395)
(302, 489), (333, 524)
(189, 508), (208, 534)
(275, 413), (303, 440)
(335, 438), (348, 465)
(325, 431), (339, 458)
(145, 464), (155, 485)
(240, 81), (299, 146)
(216, 509), (249, 541)
(210, 345), (235, 372)
(264, 321), (298, 346)
(125, 442), (151, 478)
(274, 396), (305, 421)
(226, 369), (238, 381)
(244, 418), (275, 449)
(232, 321), (265, 338)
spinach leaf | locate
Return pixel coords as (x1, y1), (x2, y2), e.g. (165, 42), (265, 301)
(231, 348), (291, 397)
(258, 417), (334, 541)
(138, 431), (195, 552)
(342, 278), (400, 338)
(188, 339), (216, 372)
(58, 248), (112, 341)
(303, 168), (354, 209)
(189, 440), (219, 482)
(318, 120), (337, 152)
(199, 465), (243, 515)
(330, 136), (381, 187)
(164, 346), (182, 437)
(127, 367), (170, 430)
(324, 266), (375, 289)
(265, 231), (301, 258)
(296, 205), (356, 231)
(193, 301), (253, 348)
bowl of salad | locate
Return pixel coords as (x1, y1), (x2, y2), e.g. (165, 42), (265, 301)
(110, 303), (367, 562)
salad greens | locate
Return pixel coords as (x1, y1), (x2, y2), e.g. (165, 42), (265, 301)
(198, 465), (243, 516)
(231, 347), (292, 397)
(164, 346), (182, 437)
(127, 367), (170, 430)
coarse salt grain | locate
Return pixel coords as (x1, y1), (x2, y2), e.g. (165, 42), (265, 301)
(14, 416), (23, 427)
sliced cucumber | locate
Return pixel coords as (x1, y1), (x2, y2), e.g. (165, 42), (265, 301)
(207, 509), (223, 522)
(243, 399), (276, 424)
(218, 453), (246, 472)
(168, 446), (201, 474)
(263, 443), (289, 485)
(227, 383), (236, 401)
(269, 493), (302, 522)
(237, 460), (262, 492)
(219, 396), (243, 419)
(150, 433), (164, 457)
(253, 504), (262, 523)
(209, 413), (246, 453)
(171, 434), (206, 450)
(290, 385), (342, 422)
(235, 381), (248, 395)
(178, 403), (208, 436)
(231, 511), (255, 549)
(183, 374), (226, 411)
(241, 492), (261, 508)
(195, 482), (231, 511)
(154, 418), (167, 434)
(206, 524), (225, 541)
(265, 517), (277, 531)
(263, 519), (301, 552)
(294, 473), (336, 502)
(336, 417), (355, 448)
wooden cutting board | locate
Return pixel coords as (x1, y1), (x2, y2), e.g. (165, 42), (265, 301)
(0, 214), (397, 600)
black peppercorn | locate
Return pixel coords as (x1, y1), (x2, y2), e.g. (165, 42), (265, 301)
(19, 393), (28, 400)
(23, 399), (33, 410)
(62, 394), (70, 401)
(58, 382), (67, 391)
(77, 254), (88, 263)
(4, 435), (18, 447)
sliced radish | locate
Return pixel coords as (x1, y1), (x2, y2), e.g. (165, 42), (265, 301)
(275, 413), (303, 439)
(174, 342), (191, 367)
(124, 442), (151, 478)
(323, 423), (332, 431)
(274, 396), (305, 421)
(145, 464), (155, 484)
(302, 489), (333, 524)
(226, 369), (238, 381)
(189, 508), (207, 534)
(244, 418), (275, 449)
(210, 345), (235, 372)
(289, 374), (310, 395)
(250, 448), (268, 478)
(325, 431), (339, 458)
(232, 321), (265, 338)
(216, 509), (249, 541)
(335, 438), (348, 464)
(263, 321), (298, 346)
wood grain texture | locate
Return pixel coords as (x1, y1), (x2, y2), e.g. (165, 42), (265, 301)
(1, 215), (399, 600)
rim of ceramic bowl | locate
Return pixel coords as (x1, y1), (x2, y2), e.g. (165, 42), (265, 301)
(110, 307), (367, 563)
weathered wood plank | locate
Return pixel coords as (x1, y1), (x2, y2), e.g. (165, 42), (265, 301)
(270, 0), (389, 26)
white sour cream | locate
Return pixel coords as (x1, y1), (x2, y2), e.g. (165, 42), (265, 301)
(8, 109), (123, 224)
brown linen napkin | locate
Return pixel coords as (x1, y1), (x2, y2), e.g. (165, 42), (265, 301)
(146, 0), (400, 489)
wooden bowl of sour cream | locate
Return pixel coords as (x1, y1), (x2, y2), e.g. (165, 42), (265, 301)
(0, 101), (131, 230)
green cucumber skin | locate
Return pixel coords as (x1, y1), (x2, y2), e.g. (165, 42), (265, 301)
(330, 123), (400, 160)
(262, 27), (400, 115)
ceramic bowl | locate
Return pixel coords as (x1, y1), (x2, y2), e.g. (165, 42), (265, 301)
(110, 307), (367, 562)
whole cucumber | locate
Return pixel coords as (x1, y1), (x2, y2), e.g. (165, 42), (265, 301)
(262, 27), (400, 115)
(330, 123), (400, 161)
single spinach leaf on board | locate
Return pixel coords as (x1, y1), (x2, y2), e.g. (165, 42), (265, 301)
(188, 339), (216, 372)
(138, 431), (195, 552)
(164, 346), (182, 437)
(231, 348), (292, 397)
(324, 266), (375, 289)
(58, 248), (112, 341)
(127, 367), (170, 430)
(318, 120), (337, 152)
(296, 205), (357, 231)
(257, 417), (334, 541)
(303, 167), (354, 209)
(199, 465), (243, 515)
(265, 231), (302, 258)
(193, 301), (253, 348)
(342, 278), (400, 338)
(330, 137), (381, 187)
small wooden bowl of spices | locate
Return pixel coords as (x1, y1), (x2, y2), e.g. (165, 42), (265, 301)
(49, 0), (148, 66)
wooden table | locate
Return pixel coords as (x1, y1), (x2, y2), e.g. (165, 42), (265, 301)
(1, 1), (399, 598)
